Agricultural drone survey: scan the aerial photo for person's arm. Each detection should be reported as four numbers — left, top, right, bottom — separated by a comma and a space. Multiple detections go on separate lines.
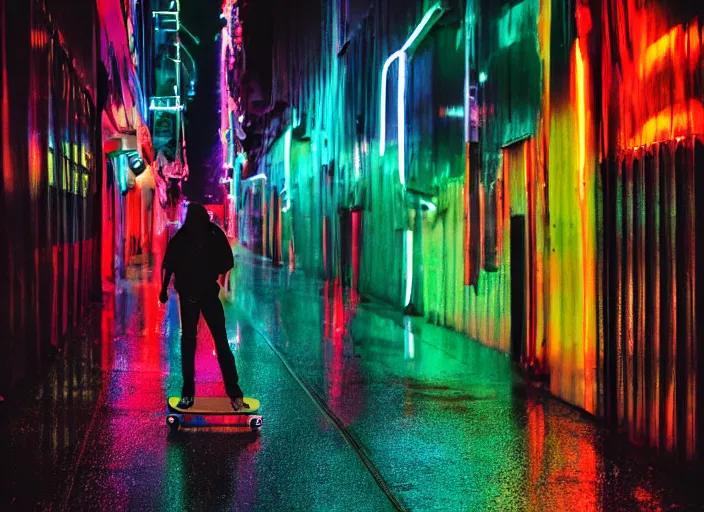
214, 226, 234, 275
160, 235, 177, 303
160, 267, 173, 303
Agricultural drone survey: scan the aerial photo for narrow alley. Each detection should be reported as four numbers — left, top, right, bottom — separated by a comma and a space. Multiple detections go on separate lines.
4, 247, 703, 510
2, 0, 704, 510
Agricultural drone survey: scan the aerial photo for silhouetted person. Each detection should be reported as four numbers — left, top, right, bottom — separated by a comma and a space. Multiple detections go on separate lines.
160, 203, 248, 410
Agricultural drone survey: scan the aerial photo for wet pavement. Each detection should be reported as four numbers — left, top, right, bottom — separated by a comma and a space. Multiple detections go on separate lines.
3, 246, 704, 511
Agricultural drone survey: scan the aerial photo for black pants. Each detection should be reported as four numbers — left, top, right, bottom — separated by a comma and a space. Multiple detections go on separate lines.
179, 294, 243, 398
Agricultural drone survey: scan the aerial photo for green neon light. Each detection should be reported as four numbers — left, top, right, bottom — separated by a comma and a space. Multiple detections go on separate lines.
379, 2, 445, 308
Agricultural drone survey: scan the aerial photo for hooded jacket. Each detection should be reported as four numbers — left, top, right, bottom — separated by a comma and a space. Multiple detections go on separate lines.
162, 203, 234, 299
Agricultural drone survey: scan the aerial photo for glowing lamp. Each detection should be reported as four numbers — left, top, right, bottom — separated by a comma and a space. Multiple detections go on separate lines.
127, 152, 146, 176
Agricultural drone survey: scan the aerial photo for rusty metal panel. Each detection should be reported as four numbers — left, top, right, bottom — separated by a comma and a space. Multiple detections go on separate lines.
615, 159, 626, 427
644, 149, 661, 448
600, 138, 701, 457
696, 138, 704, 461
634, 153, 647, 442
624, 156, 635, 435
675, 140, 696, 459
661, 144, 677, 453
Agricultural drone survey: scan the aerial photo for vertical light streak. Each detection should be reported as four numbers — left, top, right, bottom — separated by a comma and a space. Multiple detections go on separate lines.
397, 52, 407, 185
220, 27, 230, 172
405, 230, 414, 308
576, 40, 592, 411
284, 126, 292, 210
404, 317, 415, 359
353, 142, 361, 179
464, 2, 473, 143
234, 152, 246, 205
399, 52, 411, 307
576, 42, 586, 202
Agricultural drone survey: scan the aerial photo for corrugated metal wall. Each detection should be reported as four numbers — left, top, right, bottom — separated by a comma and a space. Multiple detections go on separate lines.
600, 139, 701, 459
241, 0, 704, 460
0, 0, 99, 396
597, 2, 703, 459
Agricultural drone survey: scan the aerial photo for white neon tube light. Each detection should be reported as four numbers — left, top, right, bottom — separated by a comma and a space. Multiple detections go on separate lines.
397, 52, 407, 185
379, 50, 403, 157
404, 317, 415, 359
379, 2, 444, 308
284, 126, 292, 210
232, 153, 246, 205
405, 230, 414, 308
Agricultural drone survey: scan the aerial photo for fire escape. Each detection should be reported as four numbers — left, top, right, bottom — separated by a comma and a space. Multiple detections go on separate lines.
150, 0, 197, 179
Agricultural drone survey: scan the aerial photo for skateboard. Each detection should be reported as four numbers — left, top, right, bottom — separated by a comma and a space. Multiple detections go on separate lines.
166, 396, 262, 432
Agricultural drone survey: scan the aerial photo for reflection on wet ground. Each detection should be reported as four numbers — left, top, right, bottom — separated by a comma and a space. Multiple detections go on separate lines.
3, 247, 703, 511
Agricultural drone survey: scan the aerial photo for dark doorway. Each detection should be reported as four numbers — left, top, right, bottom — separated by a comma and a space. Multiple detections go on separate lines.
510, 215, 526, 364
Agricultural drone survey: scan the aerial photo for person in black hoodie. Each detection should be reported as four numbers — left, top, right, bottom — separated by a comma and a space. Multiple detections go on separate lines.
160, 202, 248, 411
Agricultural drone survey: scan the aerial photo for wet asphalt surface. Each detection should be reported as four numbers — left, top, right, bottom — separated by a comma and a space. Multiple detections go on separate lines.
3, 247, 704, 511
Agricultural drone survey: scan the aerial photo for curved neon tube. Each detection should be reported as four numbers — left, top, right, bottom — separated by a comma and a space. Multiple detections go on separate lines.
379, 50, 403, 157
379, 2, 444, 308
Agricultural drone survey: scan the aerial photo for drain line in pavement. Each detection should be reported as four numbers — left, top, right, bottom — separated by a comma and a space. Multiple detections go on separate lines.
250, 324, 407, 512
60, 386, 107, 511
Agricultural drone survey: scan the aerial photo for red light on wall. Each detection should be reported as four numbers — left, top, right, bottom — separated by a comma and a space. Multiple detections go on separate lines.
641, 24, 685, 78
576, 3, 592, 39
104, 138, 123, 155
31, 29, 49, 49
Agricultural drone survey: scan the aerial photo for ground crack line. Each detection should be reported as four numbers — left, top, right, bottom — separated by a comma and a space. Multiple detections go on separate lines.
60, 381, 107, 512
245, 320, 407, 512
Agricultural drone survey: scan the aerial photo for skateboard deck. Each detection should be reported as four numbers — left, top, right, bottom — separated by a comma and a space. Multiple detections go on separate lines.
166, 396, 262, 431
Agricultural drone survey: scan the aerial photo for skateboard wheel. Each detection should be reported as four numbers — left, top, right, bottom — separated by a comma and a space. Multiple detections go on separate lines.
249, 417, 262, 431
167, 414, 180, 431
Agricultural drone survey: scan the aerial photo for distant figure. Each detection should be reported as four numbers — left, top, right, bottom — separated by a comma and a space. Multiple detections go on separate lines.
159, 203, 248, 411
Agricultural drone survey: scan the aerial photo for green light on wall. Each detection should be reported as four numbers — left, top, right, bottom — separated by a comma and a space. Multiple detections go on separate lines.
379, 2, 445, 309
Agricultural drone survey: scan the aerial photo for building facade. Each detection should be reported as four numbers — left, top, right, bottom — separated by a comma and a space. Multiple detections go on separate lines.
234, 0, 703, 462
0, 0, 156, 397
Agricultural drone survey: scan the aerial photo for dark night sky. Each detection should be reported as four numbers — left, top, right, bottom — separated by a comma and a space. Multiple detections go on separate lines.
178, 0, 274, 201
180, 0, 226, 202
